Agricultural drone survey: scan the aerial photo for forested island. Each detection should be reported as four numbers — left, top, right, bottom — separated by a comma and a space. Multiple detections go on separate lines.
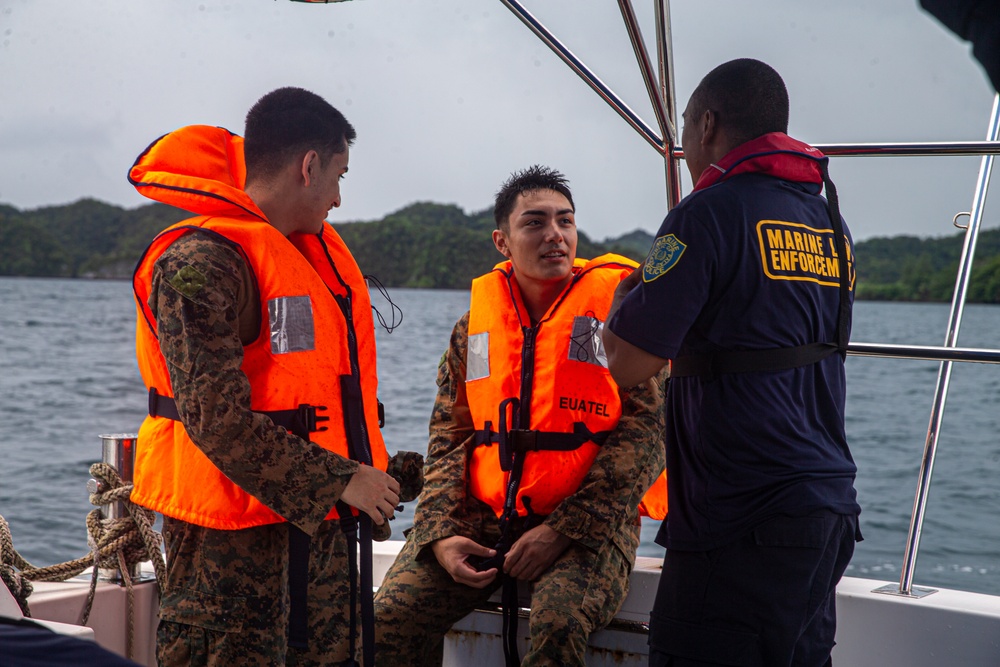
2, 198, 1000, 302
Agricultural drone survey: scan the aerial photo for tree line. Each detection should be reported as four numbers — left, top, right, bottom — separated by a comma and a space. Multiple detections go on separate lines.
2, 198, 1000, 302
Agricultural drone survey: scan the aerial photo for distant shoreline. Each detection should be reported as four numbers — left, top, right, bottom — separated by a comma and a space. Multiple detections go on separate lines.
3, 198, 999, 302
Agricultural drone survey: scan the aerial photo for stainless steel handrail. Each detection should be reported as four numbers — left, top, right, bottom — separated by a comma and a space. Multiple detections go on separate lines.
654, 0, 682, 211
889, 93, 1000, 597
669, 141, 1000, 160
617, 0, 672, 148
848, 342, 1000, 365
499, 0, 664, 153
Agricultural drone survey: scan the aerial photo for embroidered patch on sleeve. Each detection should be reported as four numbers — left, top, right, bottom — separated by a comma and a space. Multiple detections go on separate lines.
756, 220, 855, 290
169, 265, 207, 298
643, 234, 687, 283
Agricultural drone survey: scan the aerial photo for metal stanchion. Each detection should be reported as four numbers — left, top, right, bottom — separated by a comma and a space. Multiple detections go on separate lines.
91, 433, 140, 583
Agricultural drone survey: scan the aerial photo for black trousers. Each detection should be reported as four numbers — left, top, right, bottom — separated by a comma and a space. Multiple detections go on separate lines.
648, 512, 859, 667
0, 616, 143, 666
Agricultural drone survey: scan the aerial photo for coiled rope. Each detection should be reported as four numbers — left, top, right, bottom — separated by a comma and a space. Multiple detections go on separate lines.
0, 461, 166, 659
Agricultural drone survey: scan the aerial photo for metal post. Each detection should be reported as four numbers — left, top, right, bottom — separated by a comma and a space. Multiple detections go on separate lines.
654, 0, 682, 211
96, 433, 140, 583
874, 93, 1000, 598
617, 0, 671, 145
498, 0, 664, 153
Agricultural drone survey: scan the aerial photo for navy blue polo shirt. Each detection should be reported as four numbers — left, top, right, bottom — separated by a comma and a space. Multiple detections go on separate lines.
608, 171, 861, 551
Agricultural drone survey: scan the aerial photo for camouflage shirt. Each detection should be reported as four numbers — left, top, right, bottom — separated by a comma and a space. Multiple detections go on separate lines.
149, 231, 359, 536
409, 311, 667, 558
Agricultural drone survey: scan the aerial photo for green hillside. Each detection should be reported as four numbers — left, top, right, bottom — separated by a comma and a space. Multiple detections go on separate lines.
2, 198, 1000, 302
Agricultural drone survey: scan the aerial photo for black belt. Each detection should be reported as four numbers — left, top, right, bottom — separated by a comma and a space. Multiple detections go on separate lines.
670, 341, 840, 378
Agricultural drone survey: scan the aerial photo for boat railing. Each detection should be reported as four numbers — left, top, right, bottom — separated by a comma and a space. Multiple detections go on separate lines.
498, 0, 1000, 598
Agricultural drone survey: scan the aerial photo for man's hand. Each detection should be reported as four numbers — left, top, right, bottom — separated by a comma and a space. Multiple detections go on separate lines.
431, 536, 499, 588
340, 464, 400, 525
503, 524, 573, 582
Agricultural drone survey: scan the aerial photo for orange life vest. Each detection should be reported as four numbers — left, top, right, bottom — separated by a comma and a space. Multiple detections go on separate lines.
466, 255, 667, 520
129, 125, 387, 530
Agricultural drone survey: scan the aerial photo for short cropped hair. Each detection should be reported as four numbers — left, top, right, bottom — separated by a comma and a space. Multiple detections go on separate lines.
689, 58, 789, 146
493, 165, 575, 231
244, 87, 356, 182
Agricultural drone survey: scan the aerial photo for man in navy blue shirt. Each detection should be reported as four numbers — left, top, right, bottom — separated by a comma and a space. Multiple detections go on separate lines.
604, 59, 861, 666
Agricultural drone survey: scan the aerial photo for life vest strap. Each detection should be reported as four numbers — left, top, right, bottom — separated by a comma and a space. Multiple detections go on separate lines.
148, 387, 330, 436
473, 423, 611, 458
473, 424, 613, 450
669, 342, 839, 379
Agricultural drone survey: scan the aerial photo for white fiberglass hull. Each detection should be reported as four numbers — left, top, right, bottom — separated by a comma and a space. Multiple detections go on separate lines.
13, 540, 1000, 667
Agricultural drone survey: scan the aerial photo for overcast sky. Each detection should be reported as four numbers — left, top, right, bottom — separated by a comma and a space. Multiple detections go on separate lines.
2, 0, 997, 242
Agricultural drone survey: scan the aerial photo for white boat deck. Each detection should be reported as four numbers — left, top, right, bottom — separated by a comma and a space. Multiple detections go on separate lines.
12, 540, 1000, 666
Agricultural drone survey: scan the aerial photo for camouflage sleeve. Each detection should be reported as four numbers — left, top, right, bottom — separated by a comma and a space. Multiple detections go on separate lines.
544, 366, 668, 554
150, 232, 359, 536
409, 312, 489, 552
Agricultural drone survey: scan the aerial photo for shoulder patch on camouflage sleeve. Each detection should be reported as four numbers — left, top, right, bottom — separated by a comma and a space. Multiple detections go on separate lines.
169, 264, 208, 298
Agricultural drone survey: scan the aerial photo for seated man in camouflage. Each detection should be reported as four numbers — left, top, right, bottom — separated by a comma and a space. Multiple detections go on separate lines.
374, 165, 667, 666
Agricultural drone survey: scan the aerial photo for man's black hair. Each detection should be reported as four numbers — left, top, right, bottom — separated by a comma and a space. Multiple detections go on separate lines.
493, 165, 575, 231
690, 58, 789, 146
244, 86, 356, 183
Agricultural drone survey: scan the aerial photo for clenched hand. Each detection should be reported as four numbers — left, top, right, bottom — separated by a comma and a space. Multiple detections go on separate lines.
503, 524, 572, 582
340, 464, 400, 525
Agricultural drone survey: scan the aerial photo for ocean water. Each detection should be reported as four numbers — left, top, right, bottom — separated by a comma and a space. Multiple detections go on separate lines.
2, 277, 1000, 595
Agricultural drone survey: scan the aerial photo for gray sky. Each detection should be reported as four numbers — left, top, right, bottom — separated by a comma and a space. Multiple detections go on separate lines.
1, 0, 997, 242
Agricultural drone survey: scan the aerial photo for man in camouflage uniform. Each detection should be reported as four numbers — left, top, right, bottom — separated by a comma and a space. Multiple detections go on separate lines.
374, 166, 667, 666
130, 88, 401, 666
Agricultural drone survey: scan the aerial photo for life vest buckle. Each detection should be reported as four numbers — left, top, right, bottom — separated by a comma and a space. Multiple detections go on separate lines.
508, 429, 539, 454
298, 403, 330, 433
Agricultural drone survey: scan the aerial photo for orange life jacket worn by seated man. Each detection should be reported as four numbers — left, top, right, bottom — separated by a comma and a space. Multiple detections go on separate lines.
466, 255, 668, 523
129, 125, 388, 529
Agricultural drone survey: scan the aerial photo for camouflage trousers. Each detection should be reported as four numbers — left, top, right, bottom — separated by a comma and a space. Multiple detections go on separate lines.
157, 516, 359, 667
374, 520, 634, 667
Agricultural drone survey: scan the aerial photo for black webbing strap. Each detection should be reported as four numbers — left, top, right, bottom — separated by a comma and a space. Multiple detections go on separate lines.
148, 388, 330, 435
670, 342, 839, 378
338, 374, 377, 667
338, 507, 360, 666
669, 156, 851, 379
147, 388, 324, 653
497, 500, 544, 667
819, 158, 851, 359
358, 515, 375, 667
475, 422, 612, 471
507, 423, 612, 453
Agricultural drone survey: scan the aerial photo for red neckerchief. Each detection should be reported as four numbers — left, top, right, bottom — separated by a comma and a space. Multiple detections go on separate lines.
692, 132, 826, 192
